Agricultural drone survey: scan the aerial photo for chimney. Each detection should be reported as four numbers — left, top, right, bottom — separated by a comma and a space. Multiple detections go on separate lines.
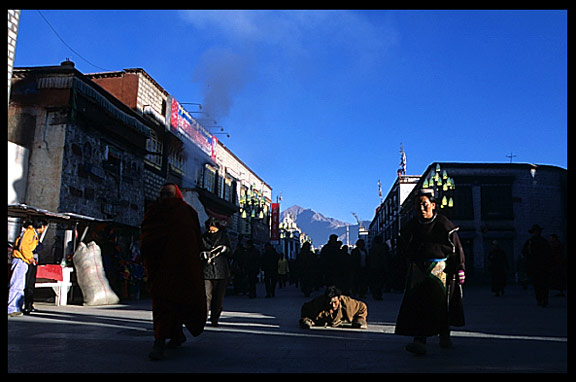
60, 59, 75, 69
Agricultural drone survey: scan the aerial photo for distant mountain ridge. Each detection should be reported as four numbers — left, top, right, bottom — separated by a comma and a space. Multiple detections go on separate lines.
280, 205, 370, 247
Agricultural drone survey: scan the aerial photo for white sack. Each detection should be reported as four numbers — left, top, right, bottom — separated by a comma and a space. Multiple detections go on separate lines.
73, 241, 119, 306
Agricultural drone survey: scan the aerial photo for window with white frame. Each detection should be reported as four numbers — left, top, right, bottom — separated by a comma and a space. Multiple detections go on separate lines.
168, 146, 184, 172
145, 129, 162, 167
203, 164, 217, 193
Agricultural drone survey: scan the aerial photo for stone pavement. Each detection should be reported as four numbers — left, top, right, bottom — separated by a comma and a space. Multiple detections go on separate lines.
8, 283, 567, 373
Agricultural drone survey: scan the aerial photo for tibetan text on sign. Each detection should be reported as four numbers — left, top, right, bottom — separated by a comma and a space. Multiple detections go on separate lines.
270, 202, 280, 243
170, 98, 217, 162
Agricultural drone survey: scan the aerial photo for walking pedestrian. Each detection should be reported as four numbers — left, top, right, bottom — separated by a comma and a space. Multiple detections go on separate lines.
522, 224, 552, 307
244, 240, 261, 298
261, 242, 280, 297
548, 234, 566, 297
395, 189, 466, 355
288, 256, 298, 287
368, 234, 389, 300
351, 239, 369, 298
8, 219, 47, 317
231, 240, 248, 295
23, 220, 45, 315
337, 244, 352, 295
202, 217, 232, 326
277, 253, 290, 288
297, 242, 316, 297
140, 183, 206, 360
320, 234, 340, 287
487, 240, 508, 296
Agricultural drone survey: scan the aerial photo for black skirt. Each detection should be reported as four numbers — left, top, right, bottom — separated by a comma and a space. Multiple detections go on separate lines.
395, 260, 464, 337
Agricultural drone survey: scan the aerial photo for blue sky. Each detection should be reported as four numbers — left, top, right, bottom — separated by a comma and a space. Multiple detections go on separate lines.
14, 10, 567, 224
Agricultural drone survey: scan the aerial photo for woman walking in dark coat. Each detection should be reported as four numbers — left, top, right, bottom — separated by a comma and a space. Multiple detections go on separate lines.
201, 217, 232, 326
395, 189, 466, 355
487, 240, 508, 296
522, 224, 552, 307
297, 242, 316, 297
261, 242, 280, 298
244, 240, 261, 298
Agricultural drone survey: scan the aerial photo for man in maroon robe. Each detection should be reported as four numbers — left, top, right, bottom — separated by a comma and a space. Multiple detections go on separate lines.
140, 183, 207, 360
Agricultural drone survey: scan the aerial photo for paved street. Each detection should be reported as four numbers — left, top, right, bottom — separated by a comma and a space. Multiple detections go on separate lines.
8, 282, 567, 373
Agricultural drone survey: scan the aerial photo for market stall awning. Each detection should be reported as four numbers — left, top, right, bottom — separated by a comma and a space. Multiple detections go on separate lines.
8, 203, 71, 224
7, 203, 112, 225
194, 188, 240, 217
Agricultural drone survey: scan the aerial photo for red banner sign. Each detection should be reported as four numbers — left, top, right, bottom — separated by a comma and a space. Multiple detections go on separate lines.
270, 203, 280, 243
170, 98, 217, 162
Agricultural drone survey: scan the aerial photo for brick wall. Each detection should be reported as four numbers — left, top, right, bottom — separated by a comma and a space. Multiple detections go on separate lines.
90, 73, 139, 109
133, 70, 168, 117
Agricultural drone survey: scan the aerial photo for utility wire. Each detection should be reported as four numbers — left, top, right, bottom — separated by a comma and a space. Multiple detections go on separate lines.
36, 10, 113, 72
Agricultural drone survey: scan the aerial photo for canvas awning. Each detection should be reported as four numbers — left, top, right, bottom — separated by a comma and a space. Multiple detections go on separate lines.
8, 203, 113, 225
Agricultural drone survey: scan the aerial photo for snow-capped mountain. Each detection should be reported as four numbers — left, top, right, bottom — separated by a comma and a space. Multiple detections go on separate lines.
280, 205, 370, 247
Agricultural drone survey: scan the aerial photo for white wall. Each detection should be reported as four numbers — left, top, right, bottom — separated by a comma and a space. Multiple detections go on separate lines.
8, 141, 28, 204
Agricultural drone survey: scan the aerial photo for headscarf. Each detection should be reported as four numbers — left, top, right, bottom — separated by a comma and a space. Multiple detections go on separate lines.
160, 183, 184, 200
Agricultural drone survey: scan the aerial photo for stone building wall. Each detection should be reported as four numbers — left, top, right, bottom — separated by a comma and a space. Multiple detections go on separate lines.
59, 119, 145, 227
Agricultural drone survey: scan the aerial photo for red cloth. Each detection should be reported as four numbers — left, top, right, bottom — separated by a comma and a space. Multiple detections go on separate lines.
36, 264, 63, 281
140, 194, 206, 338
172, 184, 184, 200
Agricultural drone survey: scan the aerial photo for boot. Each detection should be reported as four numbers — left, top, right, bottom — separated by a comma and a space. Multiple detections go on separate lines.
439, 333, 453, 348
166, 333, 186, 349
148, 339, 165, 360
405, 337, 427, 355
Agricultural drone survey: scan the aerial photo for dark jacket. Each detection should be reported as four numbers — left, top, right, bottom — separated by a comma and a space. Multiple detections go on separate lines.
522, 234, 551, 273
244, 246, 261, 276
201, 230, 232, 280
401, 213, 465, 275
261, 247, 280, 273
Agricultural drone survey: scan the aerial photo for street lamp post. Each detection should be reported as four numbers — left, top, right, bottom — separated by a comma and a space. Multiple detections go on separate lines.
239, 185, 269, 243
239, 186, 267, 220
422, 163, 455, 209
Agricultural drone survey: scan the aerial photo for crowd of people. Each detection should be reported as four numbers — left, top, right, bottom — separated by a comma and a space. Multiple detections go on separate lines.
228, 232, 411, 304
485, 226, 566, 303
8, 183, 566, 362
230, 235, 395, 301
136, 184, 472, 359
